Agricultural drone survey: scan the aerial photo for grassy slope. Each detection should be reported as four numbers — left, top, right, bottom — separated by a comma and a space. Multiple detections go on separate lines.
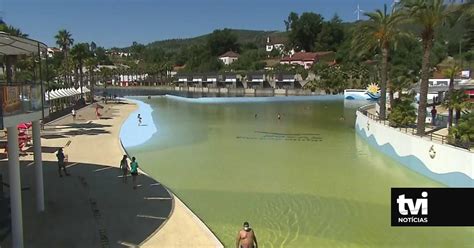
142, 29, 288, 52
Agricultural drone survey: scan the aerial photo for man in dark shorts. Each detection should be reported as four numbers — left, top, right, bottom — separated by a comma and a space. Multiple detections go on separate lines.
56, 148, 70, 177
235, 221, 258, 248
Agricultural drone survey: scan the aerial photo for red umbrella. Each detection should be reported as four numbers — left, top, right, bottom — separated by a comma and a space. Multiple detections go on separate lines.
17, 123, 29, 130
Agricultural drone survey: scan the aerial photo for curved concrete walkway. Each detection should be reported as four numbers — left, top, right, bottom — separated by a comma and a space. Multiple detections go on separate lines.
1, 100, 222, 247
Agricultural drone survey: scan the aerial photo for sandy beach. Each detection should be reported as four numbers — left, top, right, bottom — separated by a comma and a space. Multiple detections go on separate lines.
0, 99, 222, 247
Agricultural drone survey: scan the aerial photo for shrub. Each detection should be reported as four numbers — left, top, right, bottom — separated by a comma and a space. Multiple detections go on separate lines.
388, 98, 416, 127
450, 112, 474, 146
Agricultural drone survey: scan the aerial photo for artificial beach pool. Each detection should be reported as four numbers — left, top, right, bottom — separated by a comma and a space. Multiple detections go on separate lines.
120, 96, 473, 247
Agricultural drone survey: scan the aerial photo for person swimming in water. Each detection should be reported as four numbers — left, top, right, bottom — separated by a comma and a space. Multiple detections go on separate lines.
235, 222, 258, 248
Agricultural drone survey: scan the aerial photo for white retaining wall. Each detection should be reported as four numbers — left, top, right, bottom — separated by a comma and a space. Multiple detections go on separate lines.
355, 110, 473, 186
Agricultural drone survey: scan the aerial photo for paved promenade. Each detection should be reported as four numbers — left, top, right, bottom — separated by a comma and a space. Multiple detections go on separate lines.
0, 100, 222, 247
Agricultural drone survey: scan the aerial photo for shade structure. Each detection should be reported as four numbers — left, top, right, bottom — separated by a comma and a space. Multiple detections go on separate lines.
45, 87, 89, 101
0, 31, 47, 55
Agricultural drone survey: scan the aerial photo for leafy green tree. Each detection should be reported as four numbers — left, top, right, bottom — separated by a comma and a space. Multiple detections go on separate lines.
130, 41, 146, 59
352, 4, 405, 120
388, 97, 417, 127
315, 14, 345, 51
284, 12, 299, 31
207, 29, 240, 56
287, 12, 324, 51
55, 29, 74, 86
313, 64, 348, 94
401, 0, 459, 135
450, 112, 474, 147
95, 47, 112, 65
230, 49, 266, 71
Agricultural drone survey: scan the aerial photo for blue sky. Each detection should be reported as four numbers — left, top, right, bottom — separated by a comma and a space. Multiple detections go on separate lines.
3, 0, 393, 48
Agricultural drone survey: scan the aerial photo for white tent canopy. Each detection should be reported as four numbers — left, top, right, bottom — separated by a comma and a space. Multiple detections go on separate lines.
45, 87, 90, 101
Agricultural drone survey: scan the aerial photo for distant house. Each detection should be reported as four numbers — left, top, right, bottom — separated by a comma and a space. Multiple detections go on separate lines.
190, 74, 204, 87
204, 73, 219, 88
106, 50, 131, 57
280, 51, 334, 69
47, 47, 61, 58
219, 51, 240, 65
246, 72, 267, 89
218, 73, 239, 88
175, 74, 192, 87
266, 36, 287, 53
275, 73, 299, 89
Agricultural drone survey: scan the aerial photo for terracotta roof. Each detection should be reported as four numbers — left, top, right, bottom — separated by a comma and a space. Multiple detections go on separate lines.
219, 51, 240, 58
281, 52, 318, 62
267, 36, 288, 45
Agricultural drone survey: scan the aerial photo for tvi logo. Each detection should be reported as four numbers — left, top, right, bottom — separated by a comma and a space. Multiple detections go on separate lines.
397, 191, 428, 215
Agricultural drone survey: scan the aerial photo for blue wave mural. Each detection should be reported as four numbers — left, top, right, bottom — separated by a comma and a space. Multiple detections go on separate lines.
356, 122, 474, 188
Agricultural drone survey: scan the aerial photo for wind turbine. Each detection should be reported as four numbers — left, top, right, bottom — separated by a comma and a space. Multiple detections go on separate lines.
354, 4, 364, 21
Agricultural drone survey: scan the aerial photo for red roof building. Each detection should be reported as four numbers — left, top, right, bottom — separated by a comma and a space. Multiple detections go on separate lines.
280, 51, 334, 69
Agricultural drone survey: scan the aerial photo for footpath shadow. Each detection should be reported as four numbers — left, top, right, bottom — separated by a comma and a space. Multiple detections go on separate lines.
0, 161, 173, 248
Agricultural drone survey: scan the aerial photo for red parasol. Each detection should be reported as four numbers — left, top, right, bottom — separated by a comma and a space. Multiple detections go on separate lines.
17, 123, 29, 130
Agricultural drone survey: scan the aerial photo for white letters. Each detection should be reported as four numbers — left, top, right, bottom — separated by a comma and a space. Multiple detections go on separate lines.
397, 192, 428, 216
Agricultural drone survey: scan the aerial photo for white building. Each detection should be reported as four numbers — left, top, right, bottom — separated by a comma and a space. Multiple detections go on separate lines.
218, 51, 240, 65
265, 36, 286, 53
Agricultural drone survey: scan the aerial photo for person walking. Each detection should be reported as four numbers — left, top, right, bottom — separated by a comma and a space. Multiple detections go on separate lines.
137, 114, 142, 126
130, 157, 139, 189
56, 148, 70, 177
235, 222, 258, 248
120, 155, 129, 184
431, 105, 437, 126
71, 108, 76, 121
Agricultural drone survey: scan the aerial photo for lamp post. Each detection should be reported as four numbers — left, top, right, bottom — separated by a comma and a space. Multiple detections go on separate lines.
38, 43, 45, 123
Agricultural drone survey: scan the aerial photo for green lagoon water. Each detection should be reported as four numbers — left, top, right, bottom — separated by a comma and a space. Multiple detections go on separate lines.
127, 96, 473, 247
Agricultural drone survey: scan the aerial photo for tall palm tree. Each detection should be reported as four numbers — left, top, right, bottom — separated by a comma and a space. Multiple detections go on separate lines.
352, 4, 405, 120
443, 64, 460, 128
0, 24, 28, 84
85, 57, 98, 101
443, 89, 470, 125
71, 43, 91, 97
402, 0, 459, 135
55, 29, 74, 86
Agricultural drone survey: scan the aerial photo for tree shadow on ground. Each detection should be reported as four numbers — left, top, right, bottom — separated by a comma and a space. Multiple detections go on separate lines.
24, 146, 63, 153
0, 161, 172, 248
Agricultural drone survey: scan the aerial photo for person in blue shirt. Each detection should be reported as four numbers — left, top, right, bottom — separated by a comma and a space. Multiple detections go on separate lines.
130, 157, 139, 189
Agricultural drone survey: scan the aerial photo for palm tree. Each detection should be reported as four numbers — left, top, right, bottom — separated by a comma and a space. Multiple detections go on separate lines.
402, 0, 459, 135
55, 29, 74, 86
443, 89, 470, 125
71, 43, 91, 97
352, 4, 405, 120
85, 57, 98, 100
443, 64, 461, 128
0, 24, 28, 84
